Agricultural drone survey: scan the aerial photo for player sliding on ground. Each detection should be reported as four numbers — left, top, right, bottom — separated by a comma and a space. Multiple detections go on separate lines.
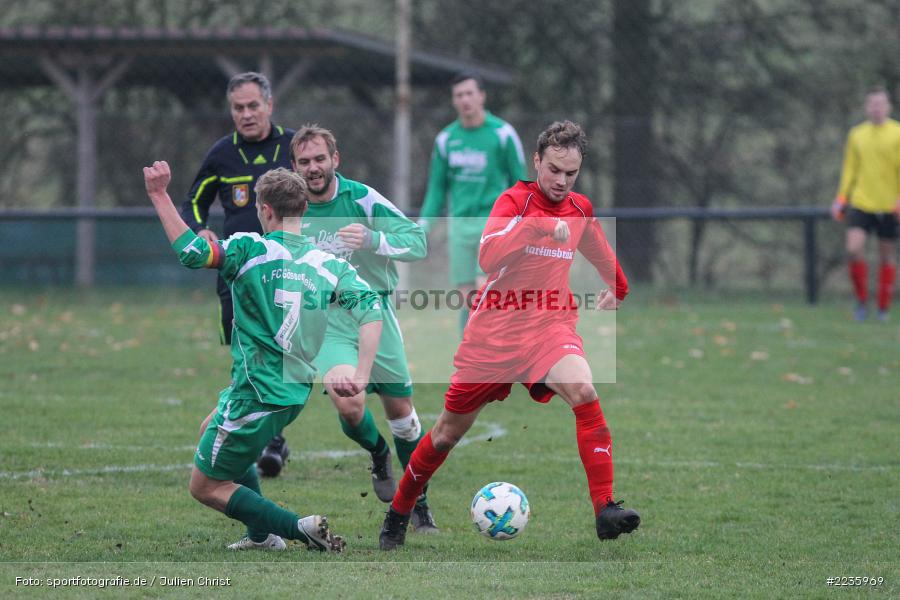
379, 121, 640, 550
144, 162, 383, 552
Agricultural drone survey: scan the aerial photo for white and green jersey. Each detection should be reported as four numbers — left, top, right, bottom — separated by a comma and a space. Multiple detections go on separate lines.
172, 228, 382, 406
304, 173, 426, 294
420, 112, 526, 235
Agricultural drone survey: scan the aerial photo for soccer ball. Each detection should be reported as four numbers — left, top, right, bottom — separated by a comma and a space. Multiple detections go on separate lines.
470, 482, 530, 540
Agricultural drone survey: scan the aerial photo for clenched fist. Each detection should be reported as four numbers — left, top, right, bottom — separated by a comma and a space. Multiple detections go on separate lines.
143, 160, 172, 199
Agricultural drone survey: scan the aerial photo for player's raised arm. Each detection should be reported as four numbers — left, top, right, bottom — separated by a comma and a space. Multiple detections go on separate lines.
144, 160, 226, 271
144, 161, 191, 243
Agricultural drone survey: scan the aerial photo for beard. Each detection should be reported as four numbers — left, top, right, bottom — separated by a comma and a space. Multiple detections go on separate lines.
307, 170, 335, 197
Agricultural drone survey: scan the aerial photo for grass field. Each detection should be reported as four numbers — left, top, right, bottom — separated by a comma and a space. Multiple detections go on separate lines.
0, 286, 897, 599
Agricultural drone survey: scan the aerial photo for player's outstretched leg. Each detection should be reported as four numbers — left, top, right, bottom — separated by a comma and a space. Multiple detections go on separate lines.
572, 399, 640, 540
546, 355, 640, 541
380, 406, 480, 550
190, 467, 346, 553
256, 434, 290, 478
380, 431, 450, 550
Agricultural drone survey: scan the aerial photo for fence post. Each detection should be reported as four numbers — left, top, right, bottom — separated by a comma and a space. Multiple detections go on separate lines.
804, 216, 818, 305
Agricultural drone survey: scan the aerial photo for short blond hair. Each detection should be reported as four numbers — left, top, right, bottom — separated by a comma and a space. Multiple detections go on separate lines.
290, 123, 338, 159
254, 168, 309, 219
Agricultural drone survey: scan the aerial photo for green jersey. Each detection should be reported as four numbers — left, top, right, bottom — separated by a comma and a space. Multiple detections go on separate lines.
304, 173, 427, 294
419, 112, 526, 234
172, 228, 382, 405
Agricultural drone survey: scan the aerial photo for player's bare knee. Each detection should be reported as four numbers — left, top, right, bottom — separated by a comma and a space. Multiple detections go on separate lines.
569, 383, 598, 406
188, 478, 211, 505
381, 395, 413, 420
431, 423, 464, 452
334, 396, 365, 425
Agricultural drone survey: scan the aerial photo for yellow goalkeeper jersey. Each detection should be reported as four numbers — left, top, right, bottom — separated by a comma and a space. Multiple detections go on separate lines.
837, 118, 900, 213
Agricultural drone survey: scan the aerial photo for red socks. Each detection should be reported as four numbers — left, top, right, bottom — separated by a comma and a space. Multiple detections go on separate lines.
878, 263, 896, 312
850, 260, 896, 311
849, 260, 868, 304
393, 404, 618, 518
391, 431, 449, 515
572, 400, 615, 516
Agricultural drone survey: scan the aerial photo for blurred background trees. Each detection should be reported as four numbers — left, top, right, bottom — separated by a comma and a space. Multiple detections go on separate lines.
2, 0, 899, 287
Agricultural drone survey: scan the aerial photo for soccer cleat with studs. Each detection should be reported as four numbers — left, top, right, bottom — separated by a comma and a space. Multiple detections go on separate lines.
227, 533, 287, 551
257, 434, 290, 478
379, 507, 411, 550
596, 500, 640, 540
298, 515, 345, 552
370, 448, 397, 502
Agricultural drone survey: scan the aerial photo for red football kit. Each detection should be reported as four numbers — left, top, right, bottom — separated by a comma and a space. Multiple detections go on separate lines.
444, 180, 628, 414
388, 180, 632, 519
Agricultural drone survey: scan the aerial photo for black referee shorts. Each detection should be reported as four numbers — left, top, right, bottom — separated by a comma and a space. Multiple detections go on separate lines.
846, 207, 899, 240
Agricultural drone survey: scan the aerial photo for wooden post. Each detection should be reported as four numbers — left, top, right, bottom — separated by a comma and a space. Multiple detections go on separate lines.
394, 0, 412, 291
40, 54, 131, 286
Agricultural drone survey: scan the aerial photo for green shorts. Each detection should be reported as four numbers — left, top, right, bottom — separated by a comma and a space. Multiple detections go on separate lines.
194, 386, 306, 480
314, 301, 413, 397
448, 220, 488, 286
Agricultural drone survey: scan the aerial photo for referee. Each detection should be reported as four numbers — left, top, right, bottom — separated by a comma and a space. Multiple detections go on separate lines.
180, 71, 295, 476
832, 86, 900, 321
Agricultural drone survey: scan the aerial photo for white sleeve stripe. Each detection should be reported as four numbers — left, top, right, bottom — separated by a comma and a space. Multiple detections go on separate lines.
497, 123, 525, 165
436, 131, 450, 157
480, 216, 520, 245
376, 235, 410, 257
355, 186, 406, 226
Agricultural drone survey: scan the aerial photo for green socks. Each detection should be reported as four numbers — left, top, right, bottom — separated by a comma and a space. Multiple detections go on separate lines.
225, 485, 306, 542
340, 406, 386, 454
393, 431, 422, 470
233, 466, 267, 542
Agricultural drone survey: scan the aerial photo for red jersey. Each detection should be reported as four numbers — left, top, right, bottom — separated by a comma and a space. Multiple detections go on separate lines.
464, 180, 627, 348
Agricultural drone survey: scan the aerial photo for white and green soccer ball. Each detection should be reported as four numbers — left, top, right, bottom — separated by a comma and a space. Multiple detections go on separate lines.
470, 482, 530, 540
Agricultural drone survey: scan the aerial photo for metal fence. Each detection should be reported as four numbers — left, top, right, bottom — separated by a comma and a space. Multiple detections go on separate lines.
0, 207, 846, 304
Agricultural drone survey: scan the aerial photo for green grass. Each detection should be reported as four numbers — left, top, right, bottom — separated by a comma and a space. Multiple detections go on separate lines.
0, 287, 897, 599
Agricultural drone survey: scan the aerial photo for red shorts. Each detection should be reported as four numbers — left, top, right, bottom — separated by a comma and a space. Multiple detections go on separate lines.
443, 326, 586, 414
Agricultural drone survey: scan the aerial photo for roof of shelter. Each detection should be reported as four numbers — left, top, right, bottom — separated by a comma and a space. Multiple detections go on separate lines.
0, 25, 513, 89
